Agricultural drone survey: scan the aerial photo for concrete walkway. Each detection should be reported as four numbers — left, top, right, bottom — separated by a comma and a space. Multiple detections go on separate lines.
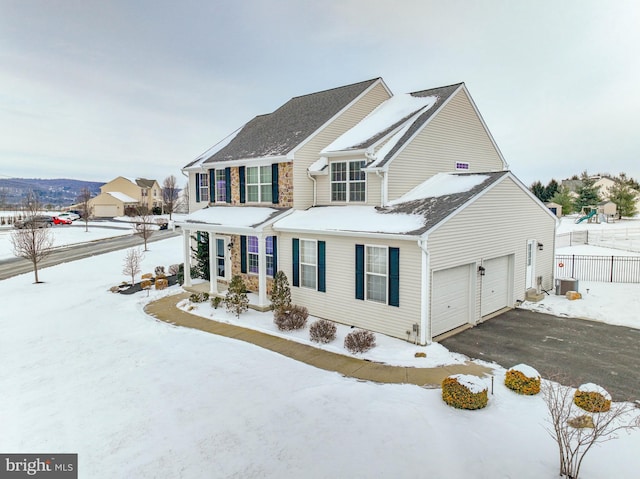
144, 293, 492, 387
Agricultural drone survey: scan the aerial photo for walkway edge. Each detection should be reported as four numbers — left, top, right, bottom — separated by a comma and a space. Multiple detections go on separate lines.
144, 292, 493, 387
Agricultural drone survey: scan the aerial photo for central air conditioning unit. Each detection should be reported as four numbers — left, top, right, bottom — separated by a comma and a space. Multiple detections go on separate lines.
555, 278, 579, 295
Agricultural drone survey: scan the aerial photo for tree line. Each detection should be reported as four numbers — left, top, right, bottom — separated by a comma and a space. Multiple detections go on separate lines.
530, 171, 639, 217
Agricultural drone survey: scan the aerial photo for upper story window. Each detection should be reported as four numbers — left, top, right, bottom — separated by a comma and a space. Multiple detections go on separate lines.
214, 169, 227, 203
246, 166, 272, 203
198, 173, 210, 202
455, 162, 470, 170
141, 188, 148, 197
331, 160, 365, 202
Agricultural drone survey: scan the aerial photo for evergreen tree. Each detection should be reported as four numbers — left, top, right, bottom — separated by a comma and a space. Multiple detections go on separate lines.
225, 275, 249, 318
270, 270, 291, 311
550, 185, 574, 215
608, 177, 638, 218
191, 232, 210, 279
544, 179, 559, 202
574, 171, 601, 212
530, 181, 545, 201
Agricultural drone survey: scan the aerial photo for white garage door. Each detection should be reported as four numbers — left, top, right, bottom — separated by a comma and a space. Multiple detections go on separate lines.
431, 264, 472, 337
94, 205, 119, 217
481, 255, 511, 317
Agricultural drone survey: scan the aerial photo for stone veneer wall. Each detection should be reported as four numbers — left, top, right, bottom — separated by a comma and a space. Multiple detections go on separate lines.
228, 234, 274, 294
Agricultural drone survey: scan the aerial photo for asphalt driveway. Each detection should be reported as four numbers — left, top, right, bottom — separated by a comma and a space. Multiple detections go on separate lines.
440, 308, 640, 401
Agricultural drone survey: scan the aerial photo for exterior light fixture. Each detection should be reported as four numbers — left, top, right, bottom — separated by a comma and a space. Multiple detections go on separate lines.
227, 242, 234, 252
478, 265, 486, 276
537, 242, 544, 251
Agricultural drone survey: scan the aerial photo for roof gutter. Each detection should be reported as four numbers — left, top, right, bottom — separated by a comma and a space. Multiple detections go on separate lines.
272, 225, 421, 242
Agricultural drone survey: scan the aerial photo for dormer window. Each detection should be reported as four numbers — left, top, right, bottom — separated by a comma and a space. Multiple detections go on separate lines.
331, 160, 365, 202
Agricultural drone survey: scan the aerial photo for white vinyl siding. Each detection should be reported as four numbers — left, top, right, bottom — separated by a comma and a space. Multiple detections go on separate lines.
292, 81, 391, 209
279, 233, 421, 341
386, 88, 505, 202
427, 177, 556, 326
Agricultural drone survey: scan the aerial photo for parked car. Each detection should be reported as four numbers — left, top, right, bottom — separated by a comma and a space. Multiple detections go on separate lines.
14, 215, 54, 228
52, 216, 72, 225
57, 212, 80, 221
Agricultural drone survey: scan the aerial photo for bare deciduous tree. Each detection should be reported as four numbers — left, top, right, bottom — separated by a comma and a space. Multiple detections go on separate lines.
133, 206, 154, 251
76, 187, 94, 232
122, 248, 144, 286
162, 175, 179, 220
10, 191, 53, 283
542, 379, 640, 479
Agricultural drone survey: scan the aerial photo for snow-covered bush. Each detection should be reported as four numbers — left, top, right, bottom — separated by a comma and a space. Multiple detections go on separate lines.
155, 265, 166, 277
270, 270, 291, 311
211, 296, 223, 309
504, 364, 541, 395
344, 329, 376, 353
442, 374, 488, 410
225, 275, 249, 318
309, 319, 337, 344
573, 383, 611, 412
274, 305, 308, 331
189, 292, 209, 303
168, 263, 181, 276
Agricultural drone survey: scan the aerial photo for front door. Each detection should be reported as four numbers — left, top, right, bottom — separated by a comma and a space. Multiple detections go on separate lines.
215, 236, 230, 280
526, 239, 535, 289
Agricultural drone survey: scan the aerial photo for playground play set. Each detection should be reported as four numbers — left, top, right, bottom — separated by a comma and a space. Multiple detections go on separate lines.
574, 202, 618, 224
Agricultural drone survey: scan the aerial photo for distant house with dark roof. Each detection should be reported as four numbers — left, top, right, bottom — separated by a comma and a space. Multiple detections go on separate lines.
177, 78, 556, 343
89, 176, 163, 217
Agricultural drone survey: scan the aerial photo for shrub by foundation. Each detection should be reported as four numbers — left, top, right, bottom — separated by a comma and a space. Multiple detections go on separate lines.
155, 278, 168, 290
504, 364, 541, 395
344, 329, 376, 354
274, 305, 308, 331
442, 374, 488, 410
211, 296, 223, 309
309, 319, 337, 344
189, 292, 209, 303
574, 383, 611, 413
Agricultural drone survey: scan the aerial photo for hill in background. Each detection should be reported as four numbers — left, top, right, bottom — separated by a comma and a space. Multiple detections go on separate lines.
0, 178, 104, 209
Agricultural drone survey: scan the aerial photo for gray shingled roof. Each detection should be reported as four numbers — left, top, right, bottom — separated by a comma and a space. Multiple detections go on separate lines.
384, 171, 509, 235
135, 178, 156, 188
192, 78, 380, 166
371, 83, 462, 168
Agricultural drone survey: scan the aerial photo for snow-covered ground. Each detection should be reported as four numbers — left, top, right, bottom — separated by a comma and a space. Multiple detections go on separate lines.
1, 220, 639, 477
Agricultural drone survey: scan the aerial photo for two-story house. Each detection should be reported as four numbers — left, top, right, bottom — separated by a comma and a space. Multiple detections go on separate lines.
177, 78, 556, 344
90, 176, 163, 217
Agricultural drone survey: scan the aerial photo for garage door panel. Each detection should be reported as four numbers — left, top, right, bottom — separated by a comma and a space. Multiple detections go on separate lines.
481, 255, 511, 316
432, 264, 472, 337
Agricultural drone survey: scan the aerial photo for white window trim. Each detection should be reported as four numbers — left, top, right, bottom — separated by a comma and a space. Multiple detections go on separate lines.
214, 169, 227, 203
299, 238, 318, 290
198, 173, 210, 202
365, 244, 388, 304
247, 235, 275, 277
330, 160, 367, 203
246, 165, 272, 203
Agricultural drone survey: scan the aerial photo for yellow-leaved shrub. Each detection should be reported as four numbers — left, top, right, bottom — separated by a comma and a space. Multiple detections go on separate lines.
574, 389, 611, 413
441, 376, 488, 410
504, 369, 541, 395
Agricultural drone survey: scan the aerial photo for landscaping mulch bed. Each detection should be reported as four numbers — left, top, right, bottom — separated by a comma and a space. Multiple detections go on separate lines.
118, 275, 180, 295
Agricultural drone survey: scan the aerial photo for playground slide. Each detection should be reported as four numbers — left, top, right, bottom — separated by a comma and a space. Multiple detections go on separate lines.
575, 209, 596, 224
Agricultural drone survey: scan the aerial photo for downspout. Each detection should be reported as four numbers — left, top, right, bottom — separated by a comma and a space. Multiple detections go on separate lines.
374, 170, 386, 206
307, 171, 317, 207
418, 238, 430, 345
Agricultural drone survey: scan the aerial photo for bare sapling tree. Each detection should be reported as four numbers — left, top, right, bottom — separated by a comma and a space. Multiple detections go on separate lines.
122, 248, 144, 286
162, 175, 179, 220
133, 205, 154, 251
10, 190, 53, 283
76, 187, 93, 232
542, 379, 640, 479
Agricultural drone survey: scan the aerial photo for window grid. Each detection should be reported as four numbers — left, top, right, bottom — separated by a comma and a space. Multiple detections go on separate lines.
366, 245, 387, 303
199, 174, 209, 202
246, 166, 272, 203
215, 170, 227, 202
216, 238, 225, 277
300, 239, 317, 289
331, 160, 365, 202
247, 236, 274, 276
455, 162, 470, 170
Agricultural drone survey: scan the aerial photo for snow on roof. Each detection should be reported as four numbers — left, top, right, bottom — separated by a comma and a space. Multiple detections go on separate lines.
308, 157, 328, 173
107, 192, 138, 203
190, 126, 243, 167
273, 206, 424, 235
322, 94, 437, 153
185, 206, 288, 230
388, 173, 490, 206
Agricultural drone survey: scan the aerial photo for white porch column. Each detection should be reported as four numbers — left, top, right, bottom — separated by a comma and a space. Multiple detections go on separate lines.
258, 233, 267, 307
183, 228, 192, 287
208, 233, 216, 295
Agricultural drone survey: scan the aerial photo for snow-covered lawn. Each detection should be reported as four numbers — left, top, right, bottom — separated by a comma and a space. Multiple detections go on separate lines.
1, 236, 639, 477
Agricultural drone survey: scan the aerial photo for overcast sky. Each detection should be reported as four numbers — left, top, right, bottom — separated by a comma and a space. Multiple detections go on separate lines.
1, 0, 639, 187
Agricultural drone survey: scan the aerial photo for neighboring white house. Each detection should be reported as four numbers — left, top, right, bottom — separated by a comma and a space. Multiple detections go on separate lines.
176, 78, 556, 343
